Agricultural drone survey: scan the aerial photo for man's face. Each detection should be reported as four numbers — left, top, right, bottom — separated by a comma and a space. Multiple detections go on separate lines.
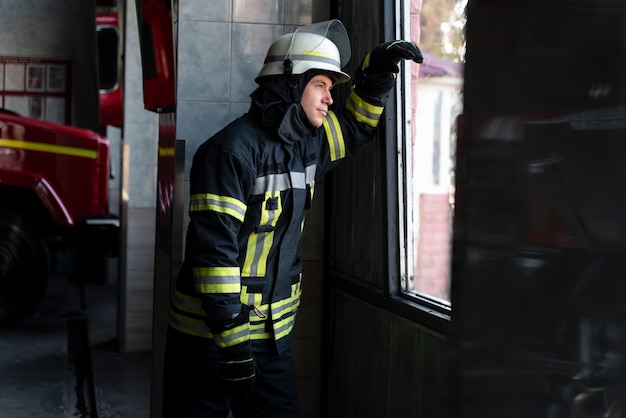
301, 74, 334, 128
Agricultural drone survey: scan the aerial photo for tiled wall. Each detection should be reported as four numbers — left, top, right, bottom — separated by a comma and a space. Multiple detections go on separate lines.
175, 0, 327, 182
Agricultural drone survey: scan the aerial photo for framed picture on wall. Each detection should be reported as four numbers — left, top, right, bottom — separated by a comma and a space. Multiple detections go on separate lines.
1, 57, 70, 122
26, 64, 45, 92
5, 63, 25, 92
47, 64, 66, 92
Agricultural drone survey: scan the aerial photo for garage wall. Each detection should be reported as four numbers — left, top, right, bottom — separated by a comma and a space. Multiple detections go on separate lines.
0, 0, 100, 130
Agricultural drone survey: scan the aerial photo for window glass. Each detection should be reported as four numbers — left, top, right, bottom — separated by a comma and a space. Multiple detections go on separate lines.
399, 0, 466, 307
97, 25, 120, 91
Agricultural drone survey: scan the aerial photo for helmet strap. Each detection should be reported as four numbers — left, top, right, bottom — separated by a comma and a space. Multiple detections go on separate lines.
283, 59, 293, 76
288, 75, 300, 102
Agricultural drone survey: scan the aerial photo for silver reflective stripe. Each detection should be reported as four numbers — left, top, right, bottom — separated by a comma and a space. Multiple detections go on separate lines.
247, 235, 267, 277
289, 171, 306, 189
273, 313, 297, 340
213, 323, 250, 348
271, 297, 300, 320
347, 94, 381, 122
190, 193, 247, 222
252, 173, 292, 195
172, 290, 203, 315
252, 172, 308, 195
193, 267, 240, 286
245, 292, 255, 307
265, 53, 340, 68
193, 266, 241, 293
305, 164, 317, 183
169, 309, 212, 338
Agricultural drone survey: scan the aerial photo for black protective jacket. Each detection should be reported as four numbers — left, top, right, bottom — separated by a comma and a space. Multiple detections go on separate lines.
169, 71, 393, 354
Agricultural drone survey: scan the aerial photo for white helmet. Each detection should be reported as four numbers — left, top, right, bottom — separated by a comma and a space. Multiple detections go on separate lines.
256, 20, 351, 85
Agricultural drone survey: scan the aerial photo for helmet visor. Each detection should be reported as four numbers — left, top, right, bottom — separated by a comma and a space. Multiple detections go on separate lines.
292, 19, 351, 68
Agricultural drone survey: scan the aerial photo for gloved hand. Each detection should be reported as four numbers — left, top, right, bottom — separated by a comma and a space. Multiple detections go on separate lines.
360, 40, 424, 75
354, 40, 423, 95
218, 340, 256, 397
208, 304, 256, 397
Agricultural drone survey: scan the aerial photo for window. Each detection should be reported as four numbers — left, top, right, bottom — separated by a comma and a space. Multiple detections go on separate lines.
97, 23, 120, 92
398, 0, 466, 309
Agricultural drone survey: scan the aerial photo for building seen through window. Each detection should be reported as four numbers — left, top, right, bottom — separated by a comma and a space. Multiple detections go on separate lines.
399, 0, 466, 307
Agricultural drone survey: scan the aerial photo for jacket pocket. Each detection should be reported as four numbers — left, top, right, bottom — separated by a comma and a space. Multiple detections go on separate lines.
241, 191, 282, 278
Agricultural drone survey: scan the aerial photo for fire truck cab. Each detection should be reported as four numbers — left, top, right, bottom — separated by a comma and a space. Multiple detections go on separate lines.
0, 110, 118, 324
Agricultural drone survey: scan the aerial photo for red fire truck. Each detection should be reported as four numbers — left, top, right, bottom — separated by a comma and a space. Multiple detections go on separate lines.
0, 110, 118, 324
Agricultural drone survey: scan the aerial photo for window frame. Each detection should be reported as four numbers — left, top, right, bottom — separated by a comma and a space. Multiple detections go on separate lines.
326, 0, 452, 335
385, 0, 452, 329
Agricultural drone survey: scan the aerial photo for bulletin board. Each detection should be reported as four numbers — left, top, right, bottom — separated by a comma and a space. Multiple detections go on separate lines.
0, 57, 72, 124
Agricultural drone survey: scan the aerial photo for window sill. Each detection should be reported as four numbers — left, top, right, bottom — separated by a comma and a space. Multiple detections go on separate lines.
330, 275, 451, 336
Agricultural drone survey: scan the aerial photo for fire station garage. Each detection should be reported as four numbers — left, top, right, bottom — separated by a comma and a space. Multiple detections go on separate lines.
2, 1, 626, 418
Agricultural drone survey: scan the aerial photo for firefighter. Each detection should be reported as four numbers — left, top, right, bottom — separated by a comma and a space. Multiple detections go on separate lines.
164, 19, 422, 417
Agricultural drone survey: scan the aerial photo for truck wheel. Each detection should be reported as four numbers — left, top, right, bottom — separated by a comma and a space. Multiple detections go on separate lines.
0, 209, 50, 325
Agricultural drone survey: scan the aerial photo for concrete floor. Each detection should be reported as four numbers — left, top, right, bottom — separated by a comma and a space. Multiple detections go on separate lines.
0, 272, 151, 418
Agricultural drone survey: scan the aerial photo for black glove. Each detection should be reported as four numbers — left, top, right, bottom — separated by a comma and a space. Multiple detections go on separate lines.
218, 340, 256, 397
361, 40, 424, 74
354, 40, 423, 95
209, 305, 256, 397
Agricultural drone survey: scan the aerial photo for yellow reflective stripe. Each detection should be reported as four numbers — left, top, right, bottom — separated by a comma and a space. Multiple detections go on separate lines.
172, 290, 204, 316
193, 266, 241, 293
245, 298, 271, 340
274, 312, 298, 340
158, 146, 175, 157
272, 282, 302, 340
213, 321, 250, 349
250, 328, 272, 341
169, 309, 213, 338
242, 233, 260, 277
271, 295, 300, 320
270, 283, 302, 320
291, 274, 302, 297
346, 91, 384, 128
322, 111, 345, 161
303, 49, 336, 60
261, 191, 281, 228
241, 286, 263, 308
0, 138, 97, 159
190, 193, 246, 222
242, 191, 281, 277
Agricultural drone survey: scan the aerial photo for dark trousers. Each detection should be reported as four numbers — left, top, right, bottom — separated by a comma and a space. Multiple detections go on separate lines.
163, 328, 301, 418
